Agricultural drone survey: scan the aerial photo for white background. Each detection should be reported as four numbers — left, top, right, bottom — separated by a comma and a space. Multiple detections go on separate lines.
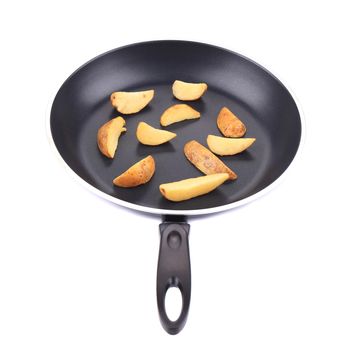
1, 1, 360, 349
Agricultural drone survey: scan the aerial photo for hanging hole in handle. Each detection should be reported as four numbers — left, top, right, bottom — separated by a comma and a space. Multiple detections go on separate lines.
165, 286, 183, 322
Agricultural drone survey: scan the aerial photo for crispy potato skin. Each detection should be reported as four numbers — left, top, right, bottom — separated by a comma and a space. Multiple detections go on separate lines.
184, 140, 237, 180
172, 80, 208, 101
110, 90, 154, 114
217, 107, 246, 137
160, 104, 200, 126
97, 117, 126, 158
97, 122, 112, 158
207, 135, 256, 156
113, 155, 155, 187
159, 173, 229, 202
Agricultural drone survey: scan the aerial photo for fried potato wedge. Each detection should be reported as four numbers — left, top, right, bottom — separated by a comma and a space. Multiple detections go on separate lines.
113, 155, 155, 188
110, 90, 154, 114
97, 116, 126, 158
160, 104, 200, 126
207, 135, 256, 156
160, 173, 229, 202
217, 107, 246, 137
184, 140, 237, 180
136, 122, 176, 146
172, 80, 208, 101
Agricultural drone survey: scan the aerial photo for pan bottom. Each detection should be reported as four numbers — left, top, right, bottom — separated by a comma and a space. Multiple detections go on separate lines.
76, 83, 271, 211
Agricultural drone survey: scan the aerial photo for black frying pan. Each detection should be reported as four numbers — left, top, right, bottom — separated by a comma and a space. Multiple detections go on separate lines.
49, 40, 302, 334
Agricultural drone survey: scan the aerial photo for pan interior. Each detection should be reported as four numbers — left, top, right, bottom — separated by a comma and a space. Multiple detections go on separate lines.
50, 41, 301, 211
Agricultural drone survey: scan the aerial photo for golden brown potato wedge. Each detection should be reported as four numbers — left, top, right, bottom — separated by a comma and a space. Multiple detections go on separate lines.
110, 90, 154, 114
113, 155, 155, 188
217, 107, 246, 137
172, 80, 208, 101
160, 104, 200, 126
136, 122, 176, 146
207, 135, 256, 156
184, 140, 237, 180
97, 116, 126, 158
160, 173, 229, 202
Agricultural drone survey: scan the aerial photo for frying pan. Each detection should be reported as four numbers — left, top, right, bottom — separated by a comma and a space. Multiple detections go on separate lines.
48, 40, 303, 334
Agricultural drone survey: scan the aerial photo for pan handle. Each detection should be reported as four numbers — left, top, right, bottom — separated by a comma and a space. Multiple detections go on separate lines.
157, 215, 191, 335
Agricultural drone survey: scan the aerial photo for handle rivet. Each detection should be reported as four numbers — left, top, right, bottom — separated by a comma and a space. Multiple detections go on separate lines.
167, 231, 182, 249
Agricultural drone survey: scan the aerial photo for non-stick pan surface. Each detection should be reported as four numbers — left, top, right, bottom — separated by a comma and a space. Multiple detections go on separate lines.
50, 40, 302, 214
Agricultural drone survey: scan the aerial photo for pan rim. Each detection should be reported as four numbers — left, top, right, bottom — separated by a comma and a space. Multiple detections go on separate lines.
46, 39, 305, 216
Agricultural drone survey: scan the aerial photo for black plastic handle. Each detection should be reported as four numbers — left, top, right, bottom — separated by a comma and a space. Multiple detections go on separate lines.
157, 215, 191, 335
